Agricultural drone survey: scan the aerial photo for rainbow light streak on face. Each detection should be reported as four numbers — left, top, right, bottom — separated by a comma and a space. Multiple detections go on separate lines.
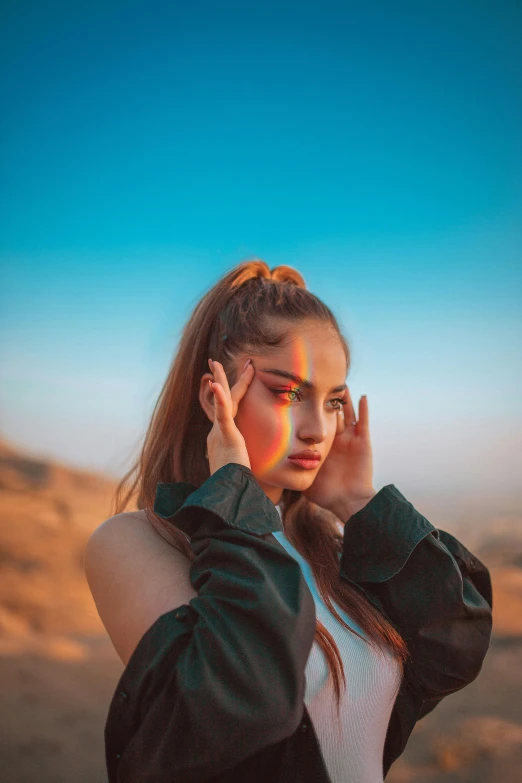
257, 338, 311, 476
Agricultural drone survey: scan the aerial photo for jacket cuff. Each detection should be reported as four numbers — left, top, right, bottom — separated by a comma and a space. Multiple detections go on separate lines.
154, 462, 284, 539
340, 484, 437, 583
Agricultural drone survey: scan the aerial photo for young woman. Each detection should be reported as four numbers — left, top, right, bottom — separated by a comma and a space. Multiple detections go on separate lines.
84, 260, 493, 783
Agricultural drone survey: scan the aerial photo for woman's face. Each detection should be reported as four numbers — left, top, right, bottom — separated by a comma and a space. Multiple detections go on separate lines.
227, 320, 348, 505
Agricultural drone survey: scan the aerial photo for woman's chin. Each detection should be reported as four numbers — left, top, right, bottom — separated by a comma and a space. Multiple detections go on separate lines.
266, 464, 319, 489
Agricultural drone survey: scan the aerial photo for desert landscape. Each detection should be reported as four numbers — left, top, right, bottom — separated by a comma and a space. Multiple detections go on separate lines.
0, 435, 521, 782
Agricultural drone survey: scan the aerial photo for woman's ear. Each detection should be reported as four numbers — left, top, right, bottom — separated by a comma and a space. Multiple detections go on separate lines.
199, 373, 216, 423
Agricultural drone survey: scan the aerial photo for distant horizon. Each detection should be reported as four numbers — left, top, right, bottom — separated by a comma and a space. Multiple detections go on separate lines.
2, 431, 520, 533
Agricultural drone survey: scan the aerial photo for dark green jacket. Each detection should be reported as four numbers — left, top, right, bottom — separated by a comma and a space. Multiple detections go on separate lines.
104, 462, 493, 782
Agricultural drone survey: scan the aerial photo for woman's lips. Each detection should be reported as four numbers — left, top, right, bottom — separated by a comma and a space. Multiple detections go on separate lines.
287, 456, 321, 470
288, 450, 321, 460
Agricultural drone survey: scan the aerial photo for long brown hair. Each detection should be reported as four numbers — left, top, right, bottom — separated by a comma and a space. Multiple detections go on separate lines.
111, 259, 409, 714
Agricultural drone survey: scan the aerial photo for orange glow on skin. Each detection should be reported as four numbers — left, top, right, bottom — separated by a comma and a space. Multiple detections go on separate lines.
255, 339, 311, 475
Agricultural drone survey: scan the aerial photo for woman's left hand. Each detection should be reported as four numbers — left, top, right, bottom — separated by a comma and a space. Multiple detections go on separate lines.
302, 391, 376, 520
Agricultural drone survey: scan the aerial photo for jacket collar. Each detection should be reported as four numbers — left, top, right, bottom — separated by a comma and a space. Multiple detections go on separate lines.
153, 481, 199, 519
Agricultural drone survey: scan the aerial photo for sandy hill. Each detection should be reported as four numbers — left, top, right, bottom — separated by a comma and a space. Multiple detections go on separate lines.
0, 436, 120, 659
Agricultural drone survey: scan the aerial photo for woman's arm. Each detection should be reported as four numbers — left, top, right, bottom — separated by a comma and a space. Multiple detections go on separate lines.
339, 484, 493, 702
86, 462, 317, 783
84, 511, 198, 668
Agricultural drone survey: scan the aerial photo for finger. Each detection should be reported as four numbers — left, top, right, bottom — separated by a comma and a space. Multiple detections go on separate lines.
209, 381, 233, 427
336, 404, 346, 434
358, 395, 369, 434
343, 387, 357, 425
230, 360, 255, 407
210, 360, 232, 401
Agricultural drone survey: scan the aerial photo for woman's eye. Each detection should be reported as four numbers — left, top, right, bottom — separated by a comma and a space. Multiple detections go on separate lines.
270, 388, 347, 411
270, 387, 302, 403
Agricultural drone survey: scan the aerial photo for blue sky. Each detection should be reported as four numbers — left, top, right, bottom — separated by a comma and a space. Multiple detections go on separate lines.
1, 1, 521, 511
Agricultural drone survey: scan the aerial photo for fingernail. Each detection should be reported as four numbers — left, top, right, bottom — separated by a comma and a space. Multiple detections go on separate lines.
208, 358, 214, 371
208, 379, 214, 391
243, 358, 251, 372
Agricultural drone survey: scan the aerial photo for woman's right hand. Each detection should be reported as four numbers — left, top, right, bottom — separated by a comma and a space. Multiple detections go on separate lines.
206, 358, 255, 475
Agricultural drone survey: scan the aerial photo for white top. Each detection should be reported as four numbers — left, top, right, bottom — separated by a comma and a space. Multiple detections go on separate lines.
273, 505, 402, 783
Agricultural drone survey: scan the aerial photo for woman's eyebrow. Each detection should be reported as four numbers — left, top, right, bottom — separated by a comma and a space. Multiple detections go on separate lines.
258, 368, 347, 394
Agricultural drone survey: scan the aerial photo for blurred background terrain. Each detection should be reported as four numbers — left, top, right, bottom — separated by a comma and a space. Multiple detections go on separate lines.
0, 435, 521, 782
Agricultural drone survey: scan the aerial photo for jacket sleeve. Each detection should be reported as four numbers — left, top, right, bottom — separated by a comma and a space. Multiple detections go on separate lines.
338, 484, 493, 711
104, 462, 317, 783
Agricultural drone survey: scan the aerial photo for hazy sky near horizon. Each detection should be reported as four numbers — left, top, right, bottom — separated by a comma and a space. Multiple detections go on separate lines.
1, 1, 521, 503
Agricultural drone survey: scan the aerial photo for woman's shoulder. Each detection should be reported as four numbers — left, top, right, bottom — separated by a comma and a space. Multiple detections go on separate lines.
84, 509, 196, 666
91, 508, 185, 550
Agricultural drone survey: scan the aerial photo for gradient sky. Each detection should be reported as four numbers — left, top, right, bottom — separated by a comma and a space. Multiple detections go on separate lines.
1, 1, 521, 509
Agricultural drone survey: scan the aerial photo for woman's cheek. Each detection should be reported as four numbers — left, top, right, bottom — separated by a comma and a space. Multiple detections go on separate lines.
236, 395, 263, 441
238, 397, 282, 467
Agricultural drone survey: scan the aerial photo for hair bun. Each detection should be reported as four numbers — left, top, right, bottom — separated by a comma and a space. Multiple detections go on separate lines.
269, 265, 306, 288
228, 259, 307, 292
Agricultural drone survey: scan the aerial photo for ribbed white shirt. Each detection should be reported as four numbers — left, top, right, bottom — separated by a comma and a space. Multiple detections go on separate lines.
273, 505, 402, 783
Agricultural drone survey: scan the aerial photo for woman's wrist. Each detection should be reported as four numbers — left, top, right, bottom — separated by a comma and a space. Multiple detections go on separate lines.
328, 489, 377, 523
